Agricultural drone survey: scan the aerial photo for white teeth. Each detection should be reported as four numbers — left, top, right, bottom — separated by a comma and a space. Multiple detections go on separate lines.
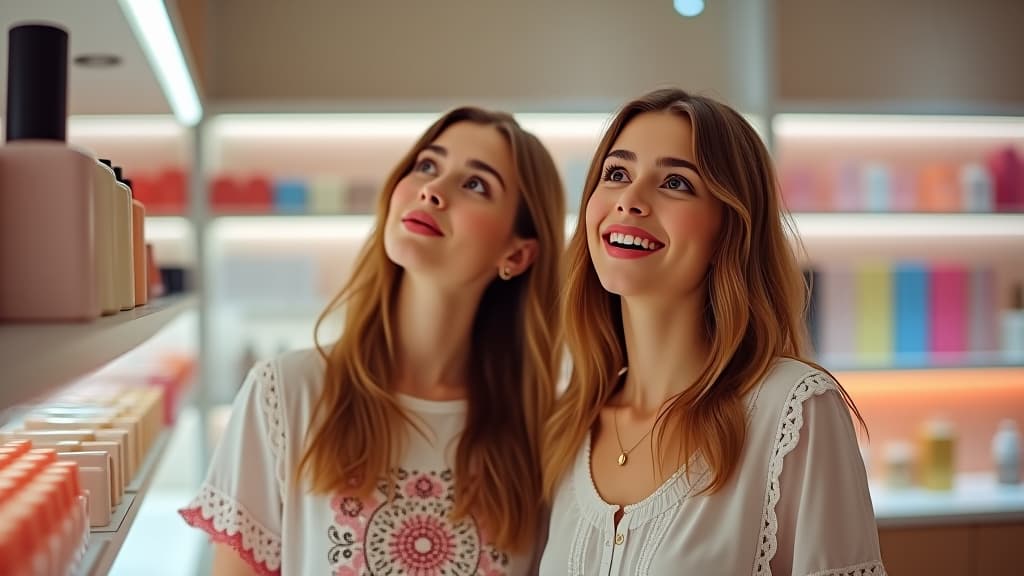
607, 231, 660, 251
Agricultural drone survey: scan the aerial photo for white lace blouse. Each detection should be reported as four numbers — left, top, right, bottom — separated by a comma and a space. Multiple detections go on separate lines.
539, 359, 887, 576
179, 349, 533, 576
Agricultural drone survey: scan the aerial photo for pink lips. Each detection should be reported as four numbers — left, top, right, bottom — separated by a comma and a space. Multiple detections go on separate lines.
601, 224, 664, 259
401, 210, 443, 237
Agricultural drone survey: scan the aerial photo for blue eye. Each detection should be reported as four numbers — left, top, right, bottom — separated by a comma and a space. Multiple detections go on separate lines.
415, 158, 438, 175
663, 174, 693, 192
602, 165, 630, 183
465, 176, 489, 195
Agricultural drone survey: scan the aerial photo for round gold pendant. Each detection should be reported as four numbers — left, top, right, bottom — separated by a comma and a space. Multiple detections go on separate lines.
617, 452, 627, 466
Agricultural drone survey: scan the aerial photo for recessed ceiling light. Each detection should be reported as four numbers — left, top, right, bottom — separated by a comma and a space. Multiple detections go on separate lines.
674, 0, 705, 18
73, 53, 122, 68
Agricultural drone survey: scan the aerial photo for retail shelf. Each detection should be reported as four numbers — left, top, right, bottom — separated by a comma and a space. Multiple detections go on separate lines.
0, 295, 197, 412
790, 212, 1024, 239
210, 214, 375, 241
209, 214, 583, 241
824, 355, 1024, 373
204, 211, 1024, 240
774, 113, 1024, 140
871, 473, 1024, 527
75, 430, 172, 575
145, 216, 193, 242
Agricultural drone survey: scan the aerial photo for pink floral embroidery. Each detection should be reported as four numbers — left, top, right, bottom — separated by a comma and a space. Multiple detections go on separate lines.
389, 514, 456, 572
478, 550, 508, 576
327, 468, 510, 575
406, 474, 444, 499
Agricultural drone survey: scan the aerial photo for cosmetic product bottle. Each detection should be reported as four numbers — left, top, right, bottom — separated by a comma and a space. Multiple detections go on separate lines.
126, 178, 148, 306
960, 162, 995, 212
0, 24, 98, 321
113, 166, 135, 310
884, 441, 914, 489
1003, 283, 1024, 364
920, 417, 956, 491
93, 160, 119, 315
992, 419, 1021, 485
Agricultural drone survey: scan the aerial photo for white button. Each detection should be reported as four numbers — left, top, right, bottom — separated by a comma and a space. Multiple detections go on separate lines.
615, 533, 625, 545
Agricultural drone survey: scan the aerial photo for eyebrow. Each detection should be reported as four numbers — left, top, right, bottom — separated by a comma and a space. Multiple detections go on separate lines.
422, 144, 506, 190
606, 148, 699, 173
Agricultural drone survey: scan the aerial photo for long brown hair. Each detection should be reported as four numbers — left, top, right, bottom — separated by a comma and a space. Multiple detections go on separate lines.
301, 107, 565, 550
543, 88, 863, 499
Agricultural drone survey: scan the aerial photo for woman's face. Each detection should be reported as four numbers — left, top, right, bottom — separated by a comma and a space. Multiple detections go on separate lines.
384, 121, 535, 289
586, 112, 724, 300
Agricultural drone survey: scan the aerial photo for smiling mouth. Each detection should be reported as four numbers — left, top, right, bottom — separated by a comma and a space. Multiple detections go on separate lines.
604, 232, 663, 251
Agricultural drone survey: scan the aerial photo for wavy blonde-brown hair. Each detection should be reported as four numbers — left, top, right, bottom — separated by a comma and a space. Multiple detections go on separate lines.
543, 88, 863, 499
301, 107, 565, 550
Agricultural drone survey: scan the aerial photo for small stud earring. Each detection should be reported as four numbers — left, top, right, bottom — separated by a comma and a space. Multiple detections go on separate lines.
499, 266, 512, 280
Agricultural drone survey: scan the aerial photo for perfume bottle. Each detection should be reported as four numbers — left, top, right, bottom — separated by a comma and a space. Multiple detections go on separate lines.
0, 23, 98, 321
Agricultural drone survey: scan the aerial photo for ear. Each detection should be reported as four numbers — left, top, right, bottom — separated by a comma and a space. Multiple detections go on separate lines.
497, 237, 539, 279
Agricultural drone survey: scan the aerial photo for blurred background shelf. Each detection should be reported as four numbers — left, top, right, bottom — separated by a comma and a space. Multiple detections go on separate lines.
791, 212, 1024, 239
0, 295, 197, 411
872, 473, 1024, 528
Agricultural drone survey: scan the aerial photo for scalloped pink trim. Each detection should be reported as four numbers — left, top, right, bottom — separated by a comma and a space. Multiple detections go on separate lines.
179, 506, 280, 576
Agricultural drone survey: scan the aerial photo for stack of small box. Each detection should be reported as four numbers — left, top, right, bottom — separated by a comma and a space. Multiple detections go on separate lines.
0, 440, 89, 575
1, 386, 165, 530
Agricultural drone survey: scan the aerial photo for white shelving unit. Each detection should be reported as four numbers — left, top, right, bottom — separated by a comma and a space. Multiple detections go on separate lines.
791, 212, 1024, 239
872, 473, 1024, 528
0, 295, 197, 410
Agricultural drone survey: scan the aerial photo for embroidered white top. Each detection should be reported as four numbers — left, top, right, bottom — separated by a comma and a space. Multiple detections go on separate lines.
539, 359, 887, 576
179, 349, 532, 576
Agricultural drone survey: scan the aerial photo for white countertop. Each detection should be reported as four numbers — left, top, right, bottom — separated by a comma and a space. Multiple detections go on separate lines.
870, 473, 1024, 527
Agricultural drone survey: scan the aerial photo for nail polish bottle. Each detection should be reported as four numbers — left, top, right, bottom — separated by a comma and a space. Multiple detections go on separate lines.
0, 23, 99, 321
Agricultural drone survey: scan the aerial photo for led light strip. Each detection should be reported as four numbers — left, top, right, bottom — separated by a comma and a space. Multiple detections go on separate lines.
775, 114, 1024, 140
118, 0, 202, 126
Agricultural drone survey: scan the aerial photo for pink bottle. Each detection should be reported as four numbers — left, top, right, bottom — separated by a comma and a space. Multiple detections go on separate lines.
0, 24, 98, 321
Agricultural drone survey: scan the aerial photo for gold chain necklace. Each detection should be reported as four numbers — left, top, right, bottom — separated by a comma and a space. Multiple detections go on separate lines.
613, 406, 658, 466
609, 366, 671, 467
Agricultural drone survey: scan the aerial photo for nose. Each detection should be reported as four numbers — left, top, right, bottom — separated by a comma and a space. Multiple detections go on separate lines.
616, 185, 650, 216
419, 182, 447, 209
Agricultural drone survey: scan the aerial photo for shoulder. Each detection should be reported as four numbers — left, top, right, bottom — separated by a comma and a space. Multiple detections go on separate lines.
745, 358, 845, 434
244, 348, 328, 428
752, 357, 839, 408
270, 347, 327, 388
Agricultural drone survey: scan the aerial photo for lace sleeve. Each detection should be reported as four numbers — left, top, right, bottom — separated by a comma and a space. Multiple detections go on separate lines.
179, 360, 286, 576
754, 371, 886, 576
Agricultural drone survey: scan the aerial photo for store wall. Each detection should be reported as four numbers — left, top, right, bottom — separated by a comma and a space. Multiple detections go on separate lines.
200, 0, 737, 110
183, 0, 1024, 114
776, 0, 1024, 111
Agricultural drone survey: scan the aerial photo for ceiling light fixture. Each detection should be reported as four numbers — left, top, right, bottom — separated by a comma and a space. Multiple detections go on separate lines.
117, 0, 202, 126
674, 0, 705, 18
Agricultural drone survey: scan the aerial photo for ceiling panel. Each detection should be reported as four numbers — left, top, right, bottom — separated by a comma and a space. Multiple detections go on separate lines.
0, 0, 171, 116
